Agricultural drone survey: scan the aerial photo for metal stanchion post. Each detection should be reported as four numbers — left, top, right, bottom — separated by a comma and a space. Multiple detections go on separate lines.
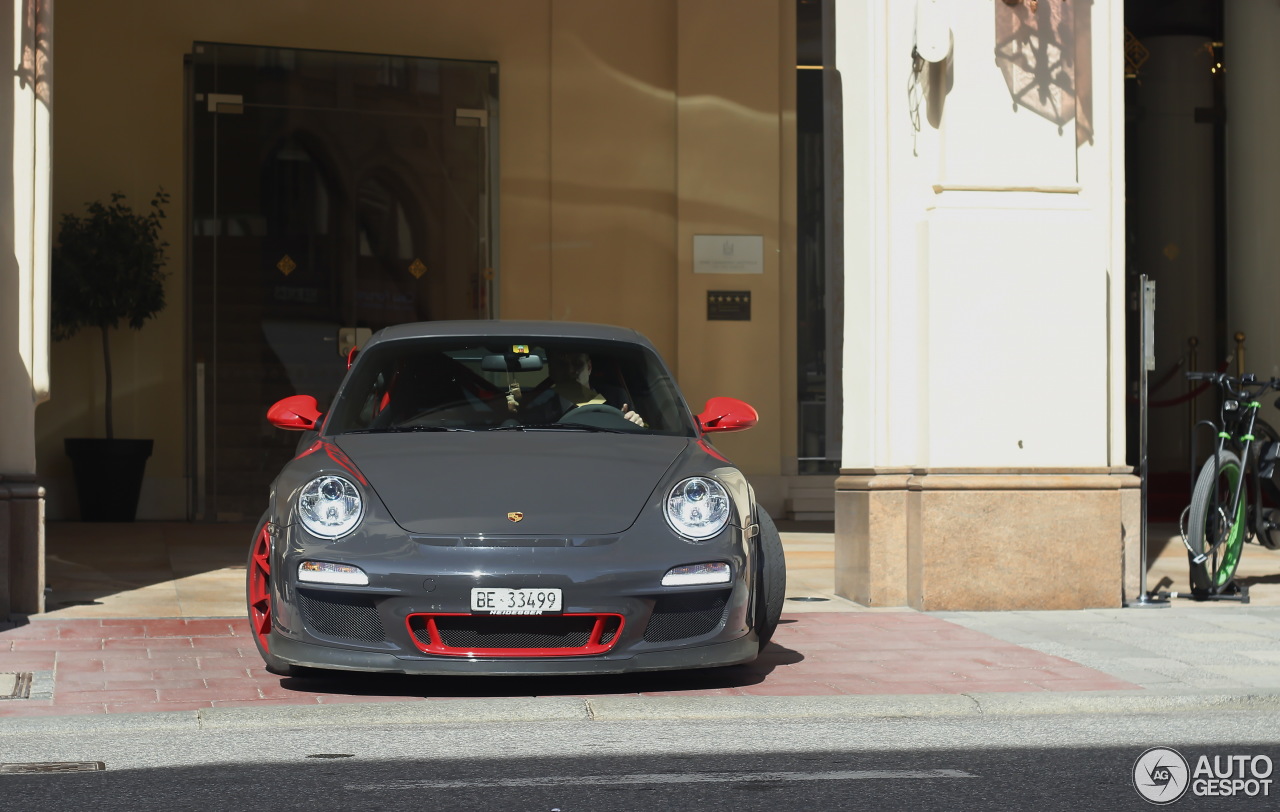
1188, 336, 1198, 431
1130, 275, 1167, 607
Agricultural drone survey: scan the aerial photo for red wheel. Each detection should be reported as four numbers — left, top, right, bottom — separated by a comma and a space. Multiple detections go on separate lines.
245, 521, 296, 675
248, 525, 273, 653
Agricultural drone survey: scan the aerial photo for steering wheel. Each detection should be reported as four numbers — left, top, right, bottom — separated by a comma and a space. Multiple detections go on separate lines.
559, 403, 626, 422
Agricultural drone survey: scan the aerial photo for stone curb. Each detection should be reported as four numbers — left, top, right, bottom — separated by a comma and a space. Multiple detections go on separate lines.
3, 690, 1280, 736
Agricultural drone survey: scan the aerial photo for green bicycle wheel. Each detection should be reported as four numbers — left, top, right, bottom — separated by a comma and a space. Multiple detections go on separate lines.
1185, 450, 1247, 593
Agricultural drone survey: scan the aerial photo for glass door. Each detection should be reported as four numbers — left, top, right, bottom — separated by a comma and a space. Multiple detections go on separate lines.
188, 43, 497, 520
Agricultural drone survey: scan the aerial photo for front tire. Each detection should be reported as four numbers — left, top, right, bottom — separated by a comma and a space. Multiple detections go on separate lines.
1186, 451, 1247, 594
246, 518, 297, 677
753, 508, 786, 650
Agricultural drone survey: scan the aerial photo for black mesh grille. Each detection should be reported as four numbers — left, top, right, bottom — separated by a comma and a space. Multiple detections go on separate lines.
643, 591, 730, 643
411, 615, 620, 651
297, 590, 385, 643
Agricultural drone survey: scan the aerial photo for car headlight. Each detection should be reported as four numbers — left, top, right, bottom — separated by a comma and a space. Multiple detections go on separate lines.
665, 476, 730, 540
298, 475, 364, 539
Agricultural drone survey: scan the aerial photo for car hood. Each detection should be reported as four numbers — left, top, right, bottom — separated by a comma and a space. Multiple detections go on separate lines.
333, 431, 691, 535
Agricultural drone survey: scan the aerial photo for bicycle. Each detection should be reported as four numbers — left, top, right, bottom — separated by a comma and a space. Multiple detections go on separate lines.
1180, 371, 1280, 600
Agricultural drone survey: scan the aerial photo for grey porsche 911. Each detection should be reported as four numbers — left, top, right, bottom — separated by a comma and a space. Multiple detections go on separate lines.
247, 320, 786, 676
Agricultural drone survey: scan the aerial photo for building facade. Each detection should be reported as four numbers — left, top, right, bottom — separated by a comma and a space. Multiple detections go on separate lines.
6, 1, 1258, 617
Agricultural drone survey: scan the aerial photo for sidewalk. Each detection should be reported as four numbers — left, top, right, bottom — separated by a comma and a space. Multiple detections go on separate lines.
2, 520, 1279, 725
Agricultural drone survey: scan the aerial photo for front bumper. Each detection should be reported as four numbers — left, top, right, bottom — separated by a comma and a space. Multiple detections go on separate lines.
266, 521, 759, 675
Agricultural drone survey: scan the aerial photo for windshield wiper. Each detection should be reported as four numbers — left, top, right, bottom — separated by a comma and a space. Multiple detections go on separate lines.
483, 424, 630, 434
345, 426, 475, 434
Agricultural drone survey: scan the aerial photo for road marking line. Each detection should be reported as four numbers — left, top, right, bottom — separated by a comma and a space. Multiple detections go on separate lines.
348, 769, 977, 790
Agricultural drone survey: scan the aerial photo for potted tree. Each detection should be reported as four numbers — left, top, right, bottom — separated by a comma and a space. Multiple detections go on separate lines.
51, 189, 170, 521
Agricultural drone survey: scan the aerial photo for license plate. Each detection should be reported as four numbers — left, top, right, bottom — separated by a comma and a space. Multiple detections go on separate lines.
471, 587, 562, 615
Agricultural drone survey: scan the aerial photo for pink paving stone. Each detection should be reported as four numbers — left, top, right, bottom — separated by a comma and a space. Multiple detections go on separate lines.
93, 622, 150, 638
98, 660, 173, 675
105, 678, 208, 691
973, 667, 1073, 682
105, 701, 214, 714
189, 648, 251, 659
824, 655, 962, 671
54, 688, 158, 705
10, 639, 104, 651
738, 682, 848, 697
838, 681, 949, 694
0, 703, 109, 717
0, 623, 62, 640
55, 675, 108, 691
192, 634, 248, 647
102, 637, 196, 650
946, 681, 1049, 693
156, 686, 265, 703
0, 654, 57, 670
155, 667, 252, 680
133, 648, 202, 661
867, 669, 972, 684
56, 648, 134, 662
144, 619, 239, 637
253, 684, 332, 701
202, 676, 267, 690
780, 663, 890, 679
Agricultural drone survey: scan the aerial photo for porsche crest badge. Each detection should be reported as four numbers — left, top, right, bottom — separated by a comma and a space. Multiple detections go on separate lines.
507, 512, 524, 523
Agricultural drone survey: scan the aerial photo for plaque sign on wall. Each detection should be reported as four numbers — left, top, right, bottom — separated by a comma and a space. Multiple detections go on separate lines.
707, 290, 751, 321
694, 235, 764, 274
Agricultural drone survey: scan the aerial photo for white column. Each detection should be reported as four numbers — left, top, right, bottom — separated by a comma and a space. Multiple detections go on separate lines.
1, 0, 51, 616
1226, 0, 1280, 410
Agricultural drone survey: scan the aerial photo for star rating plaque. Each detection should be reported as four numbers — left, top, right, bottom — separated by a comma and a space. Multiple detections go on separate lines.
706, 290, 751, 321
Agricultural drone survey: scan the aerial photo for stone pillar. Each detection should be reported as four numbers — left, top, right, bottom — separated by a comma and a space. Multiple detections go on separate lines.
0, 477, 45, 617
0, 0, 52, 618
1226, 1, 1280, 414
831, 0, 1133, 610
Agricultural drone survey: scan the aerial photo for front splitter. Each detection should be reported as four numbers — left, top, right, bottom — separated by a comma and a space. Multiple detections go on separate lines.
267, 632, 760, 676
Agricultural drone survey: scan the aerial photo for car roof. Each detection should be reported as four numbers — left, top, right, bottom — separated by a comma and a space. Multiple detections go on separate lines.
365, 320, 656, 350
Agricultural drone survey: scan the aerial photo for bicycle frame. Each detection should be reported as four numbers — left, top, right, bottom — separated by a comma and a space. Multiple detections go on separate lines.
1187, 374, 1279, 565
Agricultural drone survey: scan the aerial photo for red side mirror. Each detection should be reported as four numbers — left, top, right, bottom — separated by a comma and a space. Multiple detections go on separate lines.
267, 395, 322, 431
697, 397, 758, 433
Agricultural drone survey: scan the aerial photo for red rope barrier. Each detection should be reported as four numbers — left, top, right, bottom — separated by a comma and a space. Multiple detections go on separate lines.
1128, 359, 1231, 408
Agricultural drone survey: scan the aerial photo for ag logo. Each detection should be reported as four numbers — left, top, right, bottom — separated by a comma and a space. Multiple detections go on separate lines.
507, 512, 523, 523
1134, 747, 1190, 805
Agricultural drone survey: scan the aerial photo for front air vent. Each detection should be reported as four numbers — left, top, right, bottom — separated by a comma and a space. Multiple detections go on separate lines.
643, 591, 730, 643
297, 589, 386, 643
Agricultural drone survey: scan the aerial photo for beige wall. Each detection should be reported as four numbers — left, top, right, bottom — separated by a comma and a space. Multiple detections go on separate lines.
36, 0, 796, 519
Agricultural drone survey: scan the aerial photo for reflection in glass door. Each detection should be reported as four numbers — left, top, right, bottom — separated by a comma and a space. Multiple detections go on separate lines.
187, 43, 498, 520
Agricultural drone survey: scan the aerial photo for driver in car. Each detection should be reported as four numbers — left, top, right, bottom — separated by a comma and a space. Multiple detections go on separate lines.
525, 351, 645, 426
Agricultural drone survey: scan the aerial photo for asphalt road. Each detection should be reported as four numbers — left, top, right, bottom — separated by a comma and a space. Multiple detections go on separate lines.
3, 711, 1280, 811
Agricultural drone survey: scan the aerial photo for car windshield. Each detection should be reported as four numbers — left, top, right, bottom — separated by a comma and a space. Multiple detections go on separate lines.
324, 336, 697, 437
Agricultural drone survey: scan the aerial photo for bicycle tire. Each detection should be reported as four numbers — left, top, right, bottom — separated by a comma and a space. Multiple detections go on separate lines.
1186, 450, 1247, 593
1252, 419, 1280, 549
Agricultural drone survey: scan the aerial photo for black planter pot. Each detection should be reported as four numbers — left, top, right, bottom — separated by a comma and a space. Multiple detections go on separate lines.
64, 438, 154, 522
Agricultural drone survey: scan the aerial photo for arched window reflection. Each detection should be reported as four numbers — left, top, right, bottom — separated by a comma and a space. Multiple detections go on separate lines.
355, 174, 430, 324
